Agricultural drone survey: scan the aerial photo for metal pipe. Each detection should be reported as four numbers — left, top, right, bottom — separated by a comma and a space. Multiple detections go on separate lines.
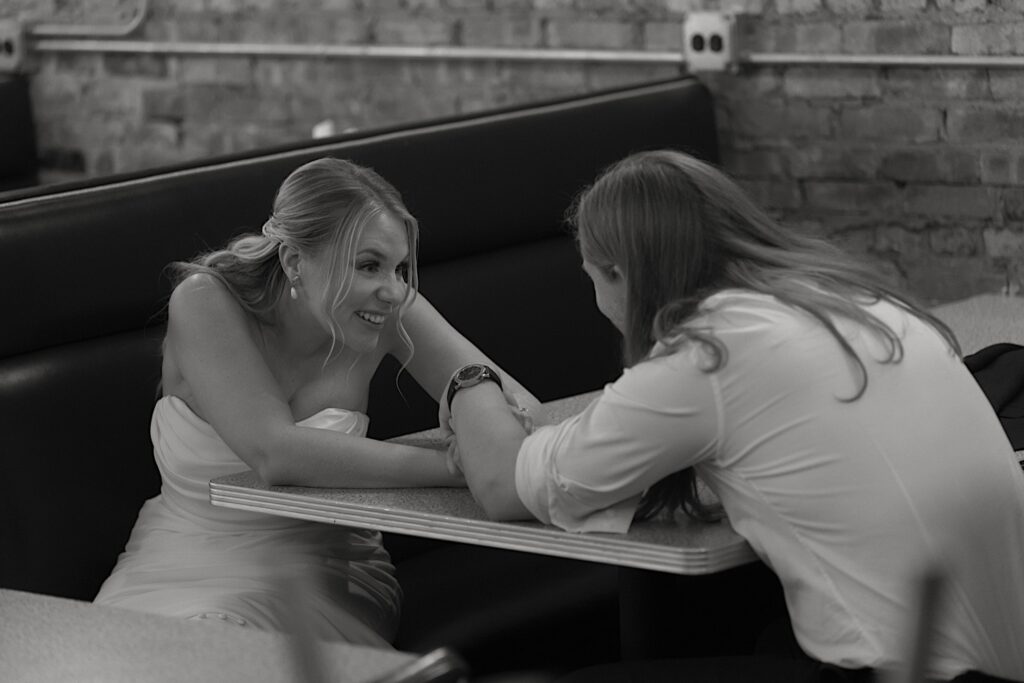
26, 36, 1024, 70
744, 51, 1024, 69
29, 0, 148, 39
29, 39, 685, 64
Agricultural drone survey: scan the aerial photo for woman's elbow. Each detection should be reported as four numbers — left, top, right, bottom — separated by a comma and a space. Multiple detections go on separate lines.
242, 436, 290, 485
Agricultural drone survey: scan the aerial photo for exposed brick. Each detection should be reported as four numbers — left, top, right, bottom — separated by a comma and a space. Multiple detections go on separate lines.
751, 22, 842, 53
53, 54, 104, 77
804, 181, 901, 212
928, 227, 980, 256
174, 12, 243, 41
644, 21, 682, 51
838, 105, 942, 143
178, 57, 253, 85
788, 145, 878, 180
184, 84, 292, 124
142, 88, 185, 122
989, 72, 1024, 101
951, 23, 1024, 55
903, 185, 997, 219
823, 0, 873, 13
730, 100, 833, 140
738, 180, 802, 210
947, 105, 1024, 143
584, 63, 680, 90
934, 0, 993, 12
774, 0, 822, 14
883, 69, 990, 100
532, 0, 578, 13
878, 0, 928, 12
794, 22, 843, 53
714, 70, 783, 102
719, 147, 790, 178
874, 225, 928, 256
502, 62, 588, 91
374, 16, 452, 45
982, 227, 1024, 259
783, 67, 881, 99
663, 0, 705, 13
83, 79, 142, 116
404, 0, 444, 11
981, 150, 1015, 185
103, 54, 170, 79
878, 148, 979, 184
902, 254, 1004, 304
490, 0, 534, 10
842, 21, 950, 54
461, 16, 543, 47
546, 18, 638, 49
1003, 189, 1024, 221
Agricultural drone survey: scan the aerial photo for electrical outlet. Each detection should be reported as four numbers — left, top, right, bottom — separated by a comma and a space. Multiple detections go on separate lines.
682, 12, 738, 73
0, 19, 26, 73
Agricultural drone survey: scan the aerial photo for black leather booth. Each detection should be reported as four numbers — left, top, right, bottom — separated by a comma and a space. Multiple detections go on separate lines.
0, 76, 720, 673
0, 75, 38, 192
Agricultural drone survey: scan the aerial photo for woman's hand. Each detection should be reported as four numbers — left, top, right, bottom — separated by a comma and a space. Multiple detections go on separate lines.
438, 370, 542, 475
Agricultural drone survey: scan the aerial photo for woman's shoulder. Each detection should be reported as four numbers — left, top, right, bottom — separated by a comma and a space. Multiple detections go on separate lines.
169, 273, 242, 320
166, 273, 260, 351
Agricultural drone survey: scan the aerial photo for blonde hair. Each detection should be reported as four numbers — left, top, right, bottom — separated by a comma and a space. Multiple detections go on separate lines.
569, 149, 959, 521
170, 157, 419, 362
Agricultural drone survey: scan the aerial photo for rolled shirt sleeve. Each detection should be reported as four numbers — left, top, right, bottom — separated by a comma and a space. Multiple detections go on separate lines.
514, 345, 721, 533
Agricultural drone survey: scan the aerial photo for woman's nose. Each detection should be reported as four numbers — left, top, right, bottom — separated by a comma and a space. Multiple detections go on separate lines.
377, 274, 405, 303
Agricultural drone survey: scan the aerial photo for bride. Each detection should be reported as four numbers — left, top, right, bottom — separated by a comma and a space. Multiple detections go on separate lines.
94, 156, 539, 646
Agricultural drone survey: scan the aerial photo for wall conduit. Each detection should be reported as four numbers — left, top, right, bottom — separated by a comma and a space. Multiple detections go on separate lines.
24, 37, 1024, 70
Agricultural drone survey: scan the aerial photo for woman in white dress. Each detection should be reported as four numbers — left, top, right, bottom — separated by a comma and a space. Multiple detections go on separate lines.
94, 156, 538, 646
443, 150, 1024, 681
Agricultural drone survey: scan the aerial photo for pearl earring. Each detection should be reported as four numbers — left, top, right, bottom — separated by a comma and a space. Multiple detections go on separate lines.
289, 277, 299, 300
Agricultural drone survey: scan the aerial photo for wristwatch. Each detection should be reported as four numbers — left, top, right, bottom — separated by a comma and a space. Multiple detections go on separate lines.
446, 363, 503, 410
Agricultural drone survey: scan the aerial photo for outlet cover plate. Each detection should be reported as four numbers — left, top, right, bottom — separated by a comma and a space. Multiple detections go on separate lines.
683, 12, 738, 72
0, 19, 26, 73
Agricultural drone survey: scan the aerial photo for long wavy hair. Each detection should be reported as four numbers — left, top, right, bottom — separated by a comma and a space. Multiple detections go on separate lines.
169, 156, 420, 363
568, 149, 959, 523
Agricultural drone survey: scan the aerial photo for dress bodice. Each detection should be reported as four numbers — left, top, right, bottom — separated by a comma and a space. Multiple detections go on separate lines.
94, 395, 399, 646
151, 395, 368, 528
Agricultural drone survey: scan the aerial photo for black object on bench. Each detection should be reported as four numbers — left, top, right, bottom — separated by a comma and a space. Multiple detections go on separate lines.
0, 76, 720, 672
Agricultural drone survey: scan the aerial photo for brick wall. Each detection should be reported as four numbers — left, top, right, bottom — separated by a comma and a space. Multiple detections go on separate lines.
4, 0, 1024, 302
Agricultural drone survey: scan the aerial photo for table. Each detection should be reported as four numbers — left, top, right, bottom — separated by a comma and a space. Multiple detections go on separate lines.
0, 588, 418, 683
211, 293, 1024, 575
211, 391, 757, 576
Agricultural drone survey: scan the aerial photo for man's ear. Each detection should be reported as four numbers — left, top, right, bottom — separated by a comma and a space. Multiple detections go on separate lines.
279, 243, 301, 281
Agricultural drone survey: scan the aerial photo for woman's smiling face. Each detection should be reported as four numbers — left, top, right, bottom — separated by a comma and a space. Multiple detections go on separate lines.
304, 211, 411, 354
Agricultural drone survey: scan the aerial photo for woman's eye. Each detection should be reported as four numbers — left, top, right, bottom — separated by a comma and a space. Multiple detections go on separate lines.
359, 261, 379, 273
397, 263, 410, 280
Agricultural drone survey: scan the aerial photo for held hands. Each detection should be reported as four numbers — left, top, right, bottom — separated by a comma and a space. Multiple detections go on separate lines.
438, 377, 537, 476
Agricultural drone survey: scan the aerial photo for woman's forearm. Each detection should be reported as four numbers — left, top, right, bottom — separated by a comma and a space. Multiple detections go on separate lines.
257, 427, 463, 488
450, 382, 533, 520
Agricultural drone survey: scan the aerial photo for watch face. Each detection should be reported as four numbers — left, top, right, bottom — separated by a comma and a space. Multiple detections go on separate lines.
456, 364, 485, 383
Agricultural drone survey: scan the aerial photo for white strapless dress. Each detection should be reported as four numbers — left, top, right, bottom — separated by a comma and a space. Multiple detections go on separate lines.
94, 395, 400, 647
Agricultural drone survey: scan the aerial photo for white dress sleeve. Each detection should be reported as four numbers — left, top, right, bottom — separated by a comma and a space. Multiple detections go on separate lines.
514, 345, 722, 533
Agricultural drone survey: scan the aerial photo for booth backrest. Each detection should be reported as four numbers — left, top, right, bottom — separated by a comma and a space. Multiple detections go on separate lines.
0, 76, 719, 601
